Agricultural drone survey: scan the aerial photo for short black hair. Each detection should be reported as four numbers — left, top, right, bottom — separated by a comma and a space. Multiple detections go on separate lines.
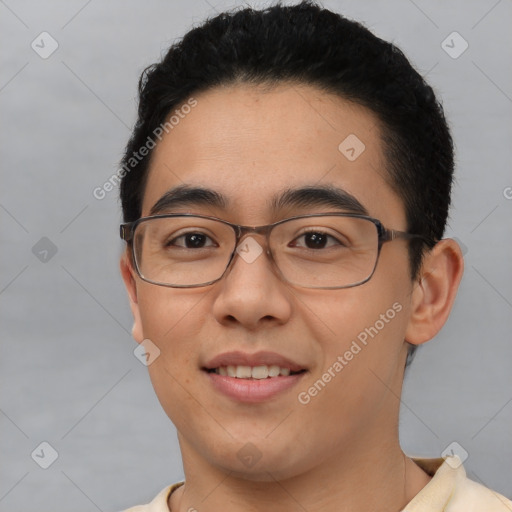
119, 0, 455, 364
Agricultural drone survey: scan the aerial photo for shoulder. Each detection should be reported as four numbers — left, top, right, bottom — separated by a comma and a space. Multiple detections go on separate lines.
406, 456, 512, 512
448, 477, 512, 511
121, 482, 184, 512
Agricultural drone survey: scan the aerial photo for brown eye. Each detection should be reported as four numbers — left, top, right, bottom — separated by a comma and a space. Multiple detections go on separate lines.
166, 232, 216, 249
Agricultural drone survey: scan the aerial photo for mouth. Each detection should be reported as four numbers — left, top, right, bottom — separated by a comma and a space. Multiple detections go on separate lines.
202, 351, 308, 403
205, 365, 306, 379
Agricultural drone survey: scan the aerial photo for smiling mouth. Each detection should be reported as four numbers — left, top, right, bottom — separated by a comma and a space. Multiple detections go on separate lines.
205, 365, 306, 379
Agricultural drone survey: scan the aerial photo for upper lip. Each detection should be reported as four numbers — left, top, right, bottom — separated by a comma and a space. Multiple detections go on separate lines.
203, 351, 306, 373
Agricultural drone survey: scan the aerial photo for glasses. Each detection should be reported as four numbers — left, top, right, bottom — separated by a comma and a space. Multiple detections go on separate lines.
120, 213, 425, 289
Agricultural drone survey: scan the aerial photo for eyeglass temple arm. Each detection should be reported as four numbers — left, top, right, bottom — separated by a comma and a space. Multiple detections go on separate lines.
382, 228, 429, 243
120, 223, 133, 242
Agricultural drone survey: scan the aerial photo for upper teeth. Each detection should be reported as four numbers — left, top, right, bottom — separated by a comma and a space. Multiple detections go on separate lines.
215, 365, 292, 379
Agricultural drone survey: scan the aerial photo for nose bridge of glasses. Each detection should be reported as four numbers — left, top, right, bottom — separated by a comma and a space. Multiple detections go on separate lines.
233, 224, 272, 250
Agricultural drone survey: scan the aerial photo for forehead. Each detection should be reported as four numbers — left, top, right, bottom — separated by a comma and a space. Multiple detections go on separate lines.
142, 83, 405, 226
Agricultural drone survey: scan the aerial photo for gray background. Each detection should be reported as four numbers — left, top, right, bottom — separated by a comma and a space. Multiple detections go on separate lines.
1, 0, 511, 510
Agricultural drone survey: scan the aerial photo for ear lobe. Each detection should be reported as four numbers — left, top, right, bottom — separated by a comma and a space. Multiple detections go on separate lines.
405, 238, 464, 346
120, 251, 144, 344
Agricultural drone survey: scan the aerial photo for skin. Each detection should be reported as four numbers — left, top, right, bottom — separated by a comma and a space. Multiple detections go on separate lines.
120, 82, 464, 512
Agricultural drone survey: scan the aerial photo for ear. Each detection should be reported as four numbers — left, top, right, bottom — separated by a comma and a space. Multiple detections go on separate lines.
405, 238, 464, 346
120, 250, 144, 344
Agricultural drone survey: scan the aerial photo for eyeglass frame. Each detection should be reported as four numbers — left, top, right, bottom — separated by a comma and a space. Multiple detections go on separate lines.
120, 212, 428, 289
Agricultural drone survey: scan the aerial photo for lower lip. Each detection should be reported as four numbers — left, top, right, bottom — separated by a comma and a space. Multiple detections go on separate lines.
205, 371, 306, 403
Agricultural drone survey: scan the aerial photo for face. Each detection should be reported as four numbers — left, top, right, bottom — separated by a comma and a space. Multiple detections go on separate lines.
121, 83, 418, 480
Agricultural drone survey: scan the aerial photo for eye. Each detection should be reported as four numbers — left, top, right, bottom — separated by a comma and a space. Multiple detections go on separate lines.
166, 231, 217, 249
290, 230, 345, 250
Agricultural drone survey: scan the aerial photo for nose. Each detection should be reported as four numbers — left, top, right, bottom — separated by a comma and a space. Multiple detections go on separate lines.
211, 234, 293, 330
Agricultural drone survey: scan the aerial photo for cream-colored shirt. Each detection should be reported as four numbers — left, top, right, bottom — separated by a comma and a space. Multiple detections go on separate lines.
123, 456, 512, 511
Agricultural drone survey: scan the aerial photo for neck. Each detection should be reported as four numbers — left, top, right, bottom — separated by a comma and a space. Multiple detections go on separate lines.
169, 427, 431, 512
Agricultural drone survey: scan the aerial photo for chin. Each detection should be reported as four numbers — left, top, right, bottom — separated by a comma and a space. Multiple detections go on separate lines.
219, 460, 307, 483
202, 438, 313, 483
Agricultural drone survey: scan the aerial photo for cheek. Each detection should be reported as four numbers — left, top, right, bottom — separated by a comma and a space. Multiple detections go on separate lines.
303, 280, 408, 365
297, 259, 411, 407
137, 286, 209, 348
135, 287, 210, 418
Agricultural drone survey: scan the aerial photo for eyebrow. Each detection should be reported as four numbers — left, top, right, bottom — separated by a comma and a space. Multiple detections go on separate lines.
149, 183, 368, 217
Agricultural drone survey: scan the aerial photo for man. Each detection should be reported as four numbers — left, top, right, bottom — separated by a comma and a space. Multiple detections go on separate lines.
118, 1, 511, 510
